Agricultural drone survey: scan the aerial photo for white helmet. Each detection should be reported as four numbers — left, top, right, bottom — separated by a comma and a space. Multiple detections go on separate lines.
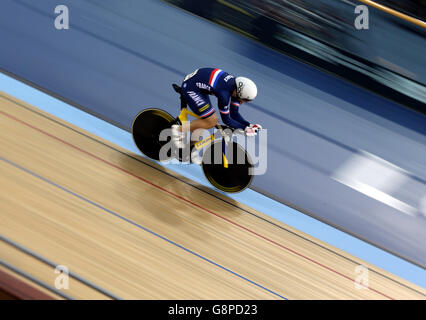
235, 77, 257, 101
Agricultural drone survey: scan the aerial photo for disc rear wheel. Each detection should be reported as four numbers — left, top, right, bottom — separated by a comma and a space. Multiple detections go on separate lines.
131, 108, 176, 161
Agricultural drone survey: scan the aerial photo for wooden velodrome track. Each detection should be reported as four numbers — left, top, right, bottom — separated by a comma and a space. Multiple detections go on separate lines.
0, 91, 425, 300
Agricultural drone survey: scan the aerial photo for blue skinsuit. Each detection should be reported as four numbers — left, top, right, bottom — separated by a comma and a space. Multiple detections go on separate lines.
181, 68, 250, 130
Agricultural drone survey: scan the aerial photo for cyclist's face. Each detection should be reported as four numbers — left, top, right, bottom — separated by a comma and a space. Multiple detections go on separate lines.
233, 90, 248, 104
238, 98, 250, 104
232, 89, 250, 104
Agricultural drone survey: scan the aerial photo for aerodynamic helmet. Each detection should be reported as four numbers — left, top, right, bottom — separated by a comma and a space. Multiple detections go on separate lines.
235, 76, 257, 101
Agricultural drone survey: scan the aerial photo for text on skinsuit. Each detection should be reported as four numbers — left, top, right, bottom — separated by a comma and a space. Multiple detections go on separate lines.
196, 82, 211, 91
188, 91, 205, 107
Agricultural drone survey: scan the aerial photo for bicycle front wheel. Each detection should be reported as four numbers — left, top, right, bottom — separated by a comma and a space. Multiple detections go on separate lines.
202, 140, 254, 193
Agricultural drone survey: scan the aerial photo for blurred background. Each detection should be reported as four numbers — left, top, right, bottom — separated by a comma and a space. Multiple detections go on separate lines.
168, 0, 426, 112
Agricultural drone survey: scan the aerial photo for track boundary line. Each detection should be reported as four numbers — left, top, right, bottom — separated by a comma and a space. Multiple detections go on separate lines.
0, 234, 122, 300
0, 259, 73, 300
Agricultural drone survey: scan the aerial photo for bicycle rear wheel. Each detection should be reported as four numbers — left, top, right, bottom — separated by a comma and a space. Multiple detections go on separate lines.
131, 108, 177, 161
202, 140, 254, 193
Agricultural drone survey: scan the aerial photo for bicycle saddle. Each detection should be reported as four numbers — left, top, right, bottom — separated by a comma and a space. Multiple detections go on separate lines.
172, 84, 182, 94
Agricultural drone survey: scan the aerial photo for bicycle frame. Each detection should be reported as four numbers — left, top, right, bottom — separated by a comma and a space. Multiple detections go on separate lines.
176, 107, 230, 168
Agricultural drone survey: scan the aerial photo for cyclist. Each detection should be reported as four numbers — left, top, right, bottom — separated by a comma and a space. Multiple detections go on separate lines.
172, 67, 262, 148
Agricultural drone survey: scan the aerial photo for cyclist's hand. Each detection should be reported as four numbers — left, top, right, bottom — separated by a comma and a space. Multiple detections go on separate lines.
250, 124, 262, 131
244, 126, 257, 137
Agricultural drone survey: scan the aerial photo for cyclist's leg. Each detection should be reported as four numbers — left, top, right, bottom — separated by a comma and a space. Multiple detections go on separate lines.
172, 84, 217, 148
189, 112, 218, 132
180, 86, 217, 132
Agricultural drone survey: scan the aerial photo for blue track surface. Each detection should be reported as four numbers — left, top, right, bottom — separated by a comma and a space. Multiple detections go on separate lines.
0, 0, 425, 269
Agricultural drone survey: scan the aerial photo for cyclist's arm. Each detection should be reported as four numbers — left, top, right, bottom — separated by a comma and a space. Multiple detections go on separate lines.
216, 99, 245, 129
229, 100, 250, 127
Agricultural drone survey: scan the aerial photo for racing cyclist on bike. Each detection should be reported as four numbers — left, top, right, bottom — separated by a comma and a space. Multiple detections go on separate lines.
172, 67, 262, 148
